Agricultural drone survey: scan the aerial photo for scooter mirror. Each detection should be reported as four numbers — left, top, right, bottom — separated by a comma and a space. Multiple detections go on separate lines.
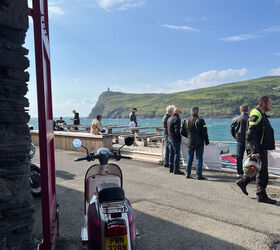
72, 138, 82, 148
124, 136, 134, 146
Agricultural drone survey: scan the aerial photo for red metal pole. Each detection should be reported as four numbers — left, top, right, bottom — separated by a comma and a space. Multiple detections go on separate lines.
29, 0, 58, 249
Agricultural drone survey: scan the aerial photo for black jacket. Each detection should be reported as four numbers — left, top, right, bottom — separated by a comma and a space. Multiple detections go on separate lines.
181, 115, 209, 149
162, 113, 171, 136
73, 112, 80, 125
167, 113, 181, 141
129, 112, 137, 126
230, 113, 249, 144
246, 108, 275, 153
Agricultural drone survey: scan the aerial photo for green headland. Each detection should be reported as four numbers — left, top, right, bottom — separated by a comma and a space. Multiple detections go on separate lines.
88, 76, 280, 119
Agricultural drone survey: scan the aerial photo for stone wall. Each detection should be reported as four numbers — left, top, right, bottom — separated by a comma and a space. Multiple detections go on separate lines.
0, 1, 35, 249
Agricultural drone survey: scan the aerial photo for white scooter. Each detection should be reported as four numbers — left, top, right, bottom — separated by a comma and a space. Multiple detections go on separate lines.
73, 137, 136, 250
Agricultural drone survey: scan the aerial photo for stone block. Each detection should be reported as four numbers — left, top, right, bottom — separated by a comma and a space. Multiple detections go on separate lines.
0, 0, 28, 31
0, 50, 29, 70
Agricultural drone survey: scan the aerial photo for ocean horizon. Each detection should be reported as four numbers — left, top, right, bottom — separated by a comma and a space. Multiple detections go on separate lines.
28, 117, 280, 142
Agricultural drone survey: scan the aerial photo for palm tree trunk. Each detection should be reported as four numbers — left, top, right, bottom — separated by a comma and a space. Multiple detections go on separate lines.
0, 1, 35, 249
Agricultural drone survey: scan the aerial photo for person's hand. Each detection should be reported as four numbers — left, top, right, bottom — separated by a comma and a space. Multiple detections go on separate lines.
251, 153, 260, 159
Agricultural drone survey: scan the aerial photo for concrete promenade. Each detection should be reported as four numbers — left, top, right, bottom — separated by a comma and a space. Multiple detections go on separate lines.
33, 148, 280, 250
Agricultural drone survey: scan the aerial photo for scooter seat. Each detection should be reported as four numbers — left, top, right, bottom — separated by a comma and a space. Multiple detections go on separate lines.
97, 183, 124, 203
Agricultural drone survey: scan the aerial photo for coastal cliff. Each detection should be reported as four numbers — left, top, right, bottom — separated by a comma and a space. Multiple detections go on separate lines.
88, 76, 280, 119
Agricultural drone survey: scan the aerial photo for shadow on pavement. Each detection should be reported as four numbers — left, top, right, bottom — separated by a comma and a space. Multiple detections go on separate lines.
56, 170, 76, 180
33, 183, 248, 250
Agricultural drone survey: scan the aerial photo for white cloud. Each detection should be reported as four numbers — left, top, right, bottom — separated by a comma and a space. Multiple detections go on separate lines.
221, 25, 280, 42
268, 67, 280, 76
168, 68, 248, 92
28, 0, 64, 15
96, 0, 145, 11
117, 1, 145, 10
262, 26, 280, 33
48, 6, 64, 15
110, 83, 167, 93
271, 53, 280, 56
220, 34, 259, 42
53, 98, 97, 116
162, 24, 199, 33
184, 16, 207, 22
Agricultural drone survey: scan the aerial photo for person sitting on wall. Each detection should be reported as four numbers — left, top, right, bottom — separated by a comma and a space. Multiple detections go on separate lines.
55, 117, 66, 131
90, 114, 104, 135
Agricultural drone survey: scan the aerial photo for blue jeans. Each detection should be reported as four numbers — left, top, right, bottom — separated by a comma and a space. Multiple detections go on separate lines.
170, 139, 181, 172
164, 135, 170, 166
186, 147, 204, 177
236, 142, 245, 175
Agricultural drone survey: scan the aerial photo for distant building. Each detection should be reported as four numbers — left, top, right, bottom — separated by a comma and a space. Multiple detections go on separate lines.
107, 87, 110, 92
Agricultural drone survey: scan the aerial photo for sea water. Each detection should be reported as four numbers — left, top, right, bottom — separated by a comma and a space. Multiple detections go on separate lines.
28, 117, 280, 142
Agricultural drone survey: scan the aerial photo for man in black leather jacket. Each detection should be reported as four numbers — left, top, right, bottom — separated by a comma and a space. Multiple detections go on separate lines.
236, 96, 277, 204
231, 104, 249, 177
162, 105, 175, 168
167, 108, 184, 175
181, 106, 209, 180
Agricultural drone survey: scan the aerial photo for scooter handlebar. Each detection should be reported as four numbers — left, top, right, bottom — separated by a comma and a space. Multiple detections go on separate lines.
75, 154, 95, 162
75, 157, 88, 161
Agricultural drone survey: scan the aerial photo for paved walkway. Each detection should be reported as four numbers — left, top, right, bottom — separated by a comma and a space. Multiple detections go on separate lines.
33, 148, 280, 250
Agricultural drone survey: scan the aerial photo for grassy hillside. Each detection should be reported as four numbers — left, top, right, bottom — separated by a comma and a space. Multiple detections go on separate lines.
88, 76, 280, 118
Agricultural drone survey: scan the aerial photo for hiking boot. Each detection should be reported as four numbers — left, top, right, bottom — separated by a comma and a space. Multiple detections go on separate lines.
235, 180, 248, 196
197, 176, 207, 180
169, 168, 174, 173
257, 196, 277, 204
186, 174, 191, 179
174, 170, 184, 175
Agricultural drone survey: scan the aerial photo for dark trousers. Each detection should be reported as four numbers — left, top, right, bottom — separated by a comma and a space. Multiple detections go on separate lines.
169, 139, 181, 172
239, 149, 268, 198
186, 147, 204, 178
236, 142, 245, 175
164, 135, 170, 166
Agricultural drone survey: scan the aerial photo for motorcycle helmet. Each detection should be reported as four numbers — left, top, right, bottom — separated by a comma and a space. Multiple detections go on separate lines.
242, 155, 261, 177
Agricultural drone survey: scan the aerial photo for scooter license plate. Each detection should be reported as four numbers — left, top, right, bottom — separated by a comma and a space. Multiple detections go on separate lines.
105, 235, 128, 250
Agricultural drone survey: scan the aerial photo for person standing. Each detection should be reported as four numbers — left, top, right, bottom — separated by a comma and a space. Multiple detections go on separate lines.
181, 106, 209, 180
167, 108, 184, 175
236, 96, 277, 204
71, 109, 80, 130
162, 105, 175, 168
230, 104, 249, 177
129, 108, 138, 127
90, 115, 104, 135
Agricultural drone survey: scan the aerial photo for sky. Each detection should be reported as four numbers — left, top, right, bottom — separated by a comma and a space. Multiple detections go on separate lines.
25, 0, 280, 117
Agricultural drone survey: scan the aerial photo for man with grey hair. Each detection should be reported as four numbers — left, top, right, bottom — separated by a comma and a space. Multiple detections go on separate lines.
167, 108, 184, 175
181, 106, 209, 180
162, 105, 175, 168
231, 103, 249, 177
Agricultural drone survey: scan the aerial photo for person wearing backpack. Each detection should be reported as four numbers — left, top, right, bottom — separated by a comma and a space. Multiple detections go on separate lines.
181, 106, 209, 180
230, 104, 249, 177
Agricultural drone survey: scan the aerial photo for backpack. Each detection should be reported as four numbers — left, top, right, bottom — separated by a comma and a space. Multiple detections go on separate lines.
230, 118, 239, 139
